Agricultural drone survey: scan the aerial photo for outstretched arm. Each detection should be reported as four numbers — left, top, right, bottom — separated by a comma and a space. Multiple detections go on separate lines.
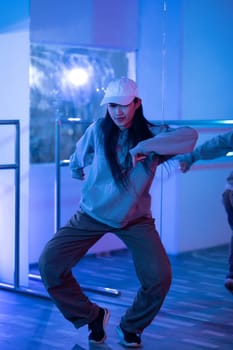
178, 130, 233, 173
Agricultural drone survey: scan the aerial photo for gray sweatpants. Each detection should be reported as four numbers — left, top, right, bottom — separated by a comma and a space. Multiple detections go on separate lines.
39, 210, 172, 334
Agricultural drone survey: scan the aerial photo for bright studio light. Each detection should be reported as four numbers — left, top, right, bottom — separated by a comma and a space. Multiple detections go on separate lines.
221, 120, 233, 124
66, 68, 89, 87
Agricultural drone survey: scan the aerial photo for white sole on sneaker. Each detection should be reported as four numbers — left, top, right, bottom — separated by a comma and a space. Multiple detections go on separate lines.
89, 308, 110, 344
116, 325, 141, 348
103, 308, 110, 328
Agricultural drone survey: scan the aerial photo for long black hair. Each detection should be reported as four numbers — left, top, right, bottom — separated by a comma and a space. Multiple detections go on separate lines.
100, 98, 157, 189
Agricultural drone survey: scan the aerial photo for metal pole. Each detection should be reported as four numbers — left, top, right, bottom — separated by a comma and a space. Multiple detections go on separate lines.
55, 119, 61, 231
14, 120, 20, 288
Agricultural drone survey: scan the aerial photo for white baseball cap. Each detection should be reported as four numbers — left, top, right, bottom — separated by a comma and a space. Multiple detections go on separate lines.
100, 77, 140, 106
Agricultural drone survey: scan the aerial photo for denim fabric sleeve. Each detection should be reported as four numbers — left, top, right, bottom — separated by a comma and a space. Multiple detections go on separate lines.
192, 130, 233, 161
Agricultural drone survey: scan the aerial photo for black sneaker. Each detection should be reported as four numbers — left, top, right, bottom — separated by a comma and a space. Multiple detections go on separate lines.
88, 307, 110, 344
224, 278, 233, 293
116, 324, 141, 348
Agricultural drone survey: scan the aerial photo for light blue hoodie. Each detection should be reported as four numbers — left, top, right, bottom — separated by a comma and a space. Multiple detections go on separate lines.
70, 118, 197, 228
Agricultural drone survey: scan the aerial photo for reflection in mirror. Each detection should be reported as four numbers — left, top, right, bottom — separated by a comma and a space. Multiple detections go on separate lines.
30, 43, 136, 163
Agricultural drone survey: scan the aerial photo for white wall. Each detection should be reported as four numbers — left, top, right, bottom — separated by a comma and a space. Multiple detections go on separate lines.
137, 0, 233, 254
0, 1, 30, 285
30, 0, 139, 50
160, 159, 231, 255
137, 0, 183, 120
182, 0, 233, 119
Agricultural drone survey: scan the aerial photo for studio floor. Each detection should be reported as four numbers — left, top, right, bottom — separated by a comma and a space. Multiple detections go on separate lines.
0, 244, 232, 350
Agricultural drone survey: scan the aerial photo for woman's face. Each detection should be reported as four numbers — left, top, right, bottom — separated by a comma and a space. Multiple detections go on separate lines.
107, 99, 141, 130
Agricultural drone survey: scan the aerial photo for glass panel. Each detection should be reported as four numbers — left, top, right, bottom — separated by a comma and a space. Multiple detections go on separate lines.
0, 124, 16, 165
30, 43, 135, 164
0, 170, 15, 285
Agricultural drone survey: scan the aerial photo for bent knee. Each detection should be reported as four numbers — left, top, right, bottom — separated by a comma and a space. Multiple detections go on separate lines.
38, 246, 59, 288
146, 263, 172, 297
38, 246, 50, 273
160, 264, 172, 293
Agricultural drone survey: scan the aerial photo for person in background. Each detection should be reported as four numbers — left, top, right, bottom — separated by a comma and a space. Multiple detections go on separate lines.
39, 77, 198, 347
179, 130, 233, 294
